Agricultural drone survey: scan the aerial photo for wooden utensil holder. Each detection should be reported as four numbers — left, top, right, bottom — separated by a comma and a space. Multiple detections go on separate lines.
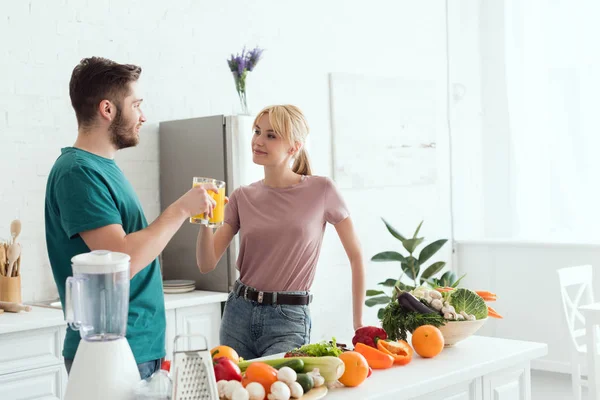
0, 274, 21, 303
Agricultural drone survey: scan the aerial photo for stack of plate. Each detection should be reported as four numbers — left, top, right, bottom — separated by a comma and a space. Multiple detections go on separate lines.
163, 280, 196, 294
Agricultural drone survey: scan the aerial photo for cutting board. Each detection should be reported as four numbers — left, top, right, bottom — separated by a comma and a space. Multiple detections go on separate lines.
300, 386, 327, 399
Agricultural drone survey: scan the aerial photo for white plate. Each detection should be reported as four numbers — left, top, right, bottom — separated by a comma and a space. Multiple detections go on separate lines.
164, 286, 196, 294
163, 280, 196, 287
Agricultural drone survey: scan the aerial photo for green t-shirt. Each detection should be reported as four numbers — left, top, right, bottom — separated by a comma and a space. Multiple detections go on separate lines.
44, 147, 166, 364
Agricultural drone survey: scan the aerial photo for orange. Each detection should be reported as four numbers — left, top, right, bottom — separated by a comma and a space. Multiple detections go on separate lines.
411, 325, 444, 358
338, 351, 369, 387
211, 345, 240, 364
244, 362, 278, 394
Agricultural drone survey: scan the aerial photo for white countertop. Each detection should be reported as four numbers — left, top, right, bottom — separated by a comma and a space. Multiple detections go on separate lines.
0, 290, 229, 335
324, 335, 547, 399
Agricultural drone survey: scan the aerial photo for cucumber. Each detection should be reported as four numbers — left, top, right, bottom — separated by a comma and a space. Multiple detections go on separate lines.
238, 357, 304, 373
274, 359, 305, 373
296, 373, 314, 393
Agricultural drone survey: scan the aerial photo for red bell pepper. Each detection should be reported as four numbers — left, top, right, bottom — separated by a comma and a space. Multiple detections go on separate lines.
213, 357, 242, 382
352, 326, 388, 348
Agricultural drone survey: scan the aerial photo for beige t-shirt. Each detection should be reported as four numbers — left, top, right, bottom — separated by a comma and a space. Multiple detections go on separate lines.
224, 175, 349, 292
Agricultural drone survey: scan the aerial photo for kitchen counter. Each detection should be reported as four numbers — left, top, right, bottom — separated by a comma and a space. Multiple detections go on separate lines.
324, 335, 547, 399
0, 290, 229, 335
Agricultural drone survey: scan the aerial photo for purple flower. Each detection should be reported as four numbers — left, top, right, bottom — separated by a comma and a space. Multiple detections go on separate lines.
246, 47, 264, 71
226, 46, 264, 75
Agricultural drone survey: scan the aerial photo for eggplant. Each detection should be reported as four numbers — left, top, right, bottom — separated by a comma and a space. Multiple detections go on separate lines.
398, 292, 436, 314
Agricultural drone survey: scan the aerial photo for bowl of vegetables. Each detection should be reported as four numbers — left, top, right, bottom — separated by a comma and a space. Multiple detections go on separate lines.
381, 287, 498, 347
437, 318, 487, 346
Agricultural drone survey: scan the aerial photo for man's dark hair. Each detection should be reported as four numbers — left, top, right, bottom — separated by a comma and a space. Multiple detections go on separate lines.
69, 57, 142, 127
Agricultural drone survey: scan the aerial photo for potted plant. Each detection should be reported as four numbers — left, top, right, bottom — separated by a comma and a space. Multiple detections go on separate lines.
365, 219, 454, 318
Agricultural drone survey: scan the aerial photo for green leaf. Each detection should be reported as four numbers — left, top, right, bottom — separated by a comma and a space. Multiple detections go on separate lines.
402, 238, 424, 254
365, 295, 392, 307
381, 218, 406, 241
377, 308, 385, 319
421, 261, 446, 280
440, 271, 457, 287
413, 220, 424, 238
401, 257, 419, 281
366, 289, 385, 296
449, 288, 488, 319
378, 279, 397, 287
451, 273, 467, 288
371, 251, 406, 262
396, 282, 415, 291
418, 239, 448, 265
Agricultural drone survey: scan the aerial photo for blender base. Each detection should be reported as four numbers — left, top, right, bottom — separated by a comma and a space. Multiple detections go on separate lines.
65, 337, 140, 400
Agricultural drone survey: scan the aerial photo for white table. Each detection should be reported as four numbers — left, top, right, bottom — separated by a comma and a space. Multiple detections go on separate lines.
323, 335, 546, 400
580, 303, 600, 400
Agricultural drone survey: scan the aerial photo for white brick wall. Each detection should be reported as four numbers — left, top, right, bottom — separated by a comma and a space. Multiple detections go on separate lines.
0, 0, 450, 341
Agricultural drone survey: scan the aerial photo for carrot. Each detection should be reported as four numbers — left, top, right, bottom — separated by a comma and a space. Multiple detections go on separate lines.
435, 287, 456, 293
487, 305, 503, 319
476, 291, 497, 302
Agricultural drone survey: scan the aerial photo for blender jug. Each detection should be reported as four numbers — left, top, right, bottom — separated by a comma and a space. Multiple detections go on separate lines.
65, 250, 130, 341
64, 250, 140, 400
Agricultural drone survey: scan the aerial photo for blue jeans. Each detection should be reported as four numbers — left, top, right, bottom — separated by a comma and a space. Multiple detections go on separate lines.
64, 358, 161, 380
220, 289, 312, 360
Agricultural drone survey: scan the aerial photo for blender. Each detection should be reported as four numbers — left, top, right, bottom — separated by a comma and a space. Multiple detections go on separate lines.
64, 250, 141, 400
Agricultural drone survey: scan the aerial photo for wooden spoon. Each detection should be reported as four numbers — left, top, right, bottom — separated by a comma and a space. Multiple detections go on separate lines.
10, 219, 21, 244
6, 243, 21, 278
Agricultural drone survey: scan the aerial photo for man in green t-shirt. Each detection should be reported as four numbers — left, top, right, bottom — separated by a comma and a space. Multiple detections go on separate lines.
45, 57, 217, 379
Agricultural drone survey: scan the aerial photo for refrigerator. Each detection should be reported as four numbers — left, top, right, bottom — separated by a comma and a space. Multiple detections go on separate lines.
158, 115, 263, 293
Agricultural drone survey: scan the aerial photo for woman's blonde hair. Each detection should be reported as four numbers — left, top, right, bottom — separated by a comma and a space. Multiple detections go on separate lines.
253, 104, 312, 176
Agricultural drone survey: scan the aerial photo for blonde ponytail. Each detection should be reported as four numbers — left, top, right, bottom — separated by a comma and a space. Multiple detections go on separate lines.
292, 148, 312, 176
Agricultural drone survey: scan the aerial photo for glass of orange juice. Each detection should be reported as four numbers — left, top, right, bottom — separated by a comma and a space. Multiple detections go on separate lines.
190, 177, 226, 227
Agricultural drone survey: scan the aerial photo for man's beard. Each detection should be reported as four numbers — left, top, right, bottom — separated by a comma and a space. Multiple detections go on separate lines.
109, 106, 139, 150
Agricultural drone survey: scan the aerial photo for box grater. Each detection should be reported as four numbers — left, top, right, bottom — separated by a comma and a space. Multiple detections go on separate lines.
171, 334, 219, 400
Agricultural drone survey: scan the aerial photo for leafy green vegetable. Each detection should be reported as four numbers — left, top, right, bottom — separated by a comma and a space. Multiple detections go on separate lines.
290, 338, 343, 357
449, 288, 488, 319
380, 302, 446, 341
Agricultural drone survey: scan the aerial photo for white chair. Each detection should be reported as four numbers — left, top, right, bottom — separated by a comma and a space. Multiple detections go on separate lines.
557, 264, 594, 400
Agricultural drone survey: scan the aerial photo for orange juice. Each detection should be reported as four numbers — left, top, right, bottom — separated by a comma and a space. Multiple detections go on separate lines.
190, 178, 226, 227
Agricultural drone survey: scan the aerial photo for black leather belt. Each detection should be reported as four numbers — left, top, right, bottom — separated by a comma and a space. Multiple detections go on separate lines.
233, 281, 313, 306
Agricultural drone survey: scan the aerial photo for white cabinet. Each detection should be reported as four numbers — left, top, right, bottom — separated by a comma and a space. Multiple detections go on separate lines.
0, 365, 64, 400
483, 364, 531, 400
417, 379, 482, 400
169, 303, 221, 357
0, 326, 66, 400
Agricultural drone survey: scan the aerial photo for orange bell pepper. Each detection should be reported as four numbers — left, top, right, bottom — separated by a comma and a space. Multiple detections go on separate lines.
354, 342, 394, 369
377, 340, 413, 366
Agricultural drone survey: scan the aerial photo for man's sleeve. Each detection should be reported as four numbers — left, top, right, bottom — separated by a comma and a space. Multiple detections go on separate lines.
54, 165, 123, 239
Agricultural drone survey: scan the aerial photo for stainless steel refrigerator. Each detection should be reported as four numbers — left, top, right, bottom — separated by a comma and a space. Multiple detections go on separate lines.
158, 115, 263, 292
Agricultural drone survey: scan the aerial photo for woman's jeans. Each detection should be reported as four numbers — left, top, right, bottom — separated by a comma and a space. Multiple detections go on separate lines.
220, 289, 312, 360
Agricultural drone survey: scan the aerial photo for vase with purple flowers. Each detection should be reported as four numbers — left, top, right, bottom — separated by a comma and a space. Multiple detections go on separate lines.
227, 46, 263, 115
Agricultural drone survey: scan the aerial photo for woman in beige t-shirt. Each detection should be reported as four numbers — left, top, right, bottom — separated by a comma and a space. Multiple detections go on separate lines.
196, 104, 365, 360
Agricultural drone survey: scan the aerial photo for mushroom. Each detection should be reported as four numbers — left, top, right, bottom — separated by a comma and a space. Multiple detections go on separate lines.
217, 380, 229, 399
456, 314, 465, 321
245, 382, 266, 400
225, 381, 243, 400
444, 312, 456, 320
232, 387, 250, 400
268, 381, 291, 400
431, 299, 443, 311
288, 382, 304, 399
277, 367, 297, 385
306, 369, 325, 387
429, 290, 442, 300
